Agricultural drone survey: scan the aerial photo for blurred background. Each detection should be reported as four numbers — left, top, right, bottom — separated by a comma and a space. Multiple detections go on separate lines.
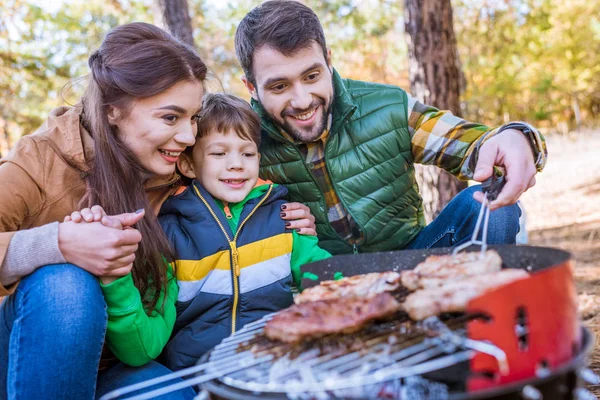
1, 0, 599, 154
2, 0, 600, 392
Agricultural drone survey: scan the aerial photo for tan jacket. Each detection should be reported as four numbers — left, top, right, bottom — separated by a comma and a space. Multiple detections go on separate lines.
0, 106, 180, 296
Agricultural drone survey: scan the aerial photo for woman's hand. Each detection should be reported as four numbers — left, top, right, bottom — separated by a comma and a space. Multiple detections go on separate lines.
280, 202, 317, 236
64, 205, 107, 223
58, 209, 145, 284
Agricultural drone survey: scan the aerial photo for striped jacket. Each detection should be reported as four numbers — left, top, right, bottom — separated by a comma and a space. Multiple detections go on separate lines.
158, 181, 295, 370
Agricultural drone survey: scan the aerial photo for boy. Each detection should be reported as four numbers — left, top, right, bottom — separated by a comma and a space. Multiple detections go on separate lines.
158, 93, 331, 371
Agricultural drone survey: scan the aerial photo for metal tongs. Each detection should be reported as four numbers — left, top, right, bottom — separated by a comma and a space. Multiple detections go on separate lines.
452, 167, 506, 257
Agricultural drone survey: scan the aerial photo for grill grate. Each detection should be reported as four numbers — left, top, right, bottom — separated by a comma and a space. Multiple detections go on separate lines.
100, 314, 508, 400
204, 314, 488, 394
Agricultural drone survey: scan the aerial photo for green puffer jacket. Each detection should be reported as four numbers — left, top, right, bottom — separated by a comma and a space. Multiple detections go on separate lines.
256, 70, 425, 255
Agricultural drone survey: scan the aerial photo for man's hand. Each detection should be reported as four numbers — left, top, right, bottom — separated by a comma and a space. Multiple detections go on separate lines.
280, 202, 317, 235
473, 129, 537, 210
58, 210, 145, 284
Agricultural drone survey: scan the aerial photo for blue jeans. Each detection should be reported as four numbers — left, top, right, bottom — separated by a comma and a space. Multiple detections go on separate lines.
0, 264, 195, 400
406, 185, 521, 250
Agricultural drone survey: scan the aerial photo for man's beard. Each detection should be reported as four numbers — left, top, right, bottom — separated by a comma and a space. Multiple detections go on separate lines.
258, 87, 334, 143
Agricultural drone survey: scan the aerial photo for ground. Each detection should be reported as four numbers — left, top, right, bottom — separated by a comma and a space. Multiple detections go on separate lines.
519, 131, 600, 395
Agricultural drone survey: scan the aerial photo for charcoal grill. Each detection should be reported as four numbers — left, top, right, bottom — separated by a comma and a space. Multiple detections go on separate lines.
101, 245, 598, 400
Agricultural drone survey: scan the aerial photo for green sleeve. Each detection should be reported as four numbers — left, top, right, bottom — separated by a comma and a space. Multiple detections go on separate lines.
290, 231, 332, 290
100, 266, 178, 367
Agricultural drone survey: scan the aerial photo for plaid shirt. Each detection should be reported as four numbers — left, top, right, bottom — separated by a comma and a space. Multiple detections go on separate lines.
282, 96, 548, 246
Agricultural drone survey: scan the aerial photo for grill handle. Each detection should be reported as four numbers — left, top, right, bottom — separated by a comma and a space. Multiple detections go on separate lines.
98, 355, 271, 400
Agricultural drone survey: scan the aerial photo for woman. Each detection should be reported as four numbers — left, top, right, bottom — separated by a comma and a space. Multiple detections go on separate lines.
0, 22, 314, 399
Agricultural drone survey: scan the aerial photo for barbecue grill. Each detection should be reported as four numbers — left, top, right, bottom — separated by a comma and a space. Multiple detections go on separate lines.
102, 245, 598, 400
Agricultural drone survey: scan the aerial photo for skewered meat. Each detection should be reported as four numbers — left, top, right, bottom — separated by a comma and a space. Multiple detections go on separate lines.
264, 292, 401, 343
402, 269, 529, 320
295, 271, 402, 304
401, 250, 502, 291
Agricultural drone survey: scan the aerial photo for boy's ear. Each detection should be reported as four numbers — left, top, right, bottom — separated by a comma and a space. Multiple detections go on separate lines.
177, 152, 197, 180
242, 76, 259, 102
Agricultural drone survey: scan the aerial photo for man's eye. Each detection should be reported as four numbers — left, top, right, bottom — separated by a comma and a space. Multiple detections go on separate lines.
306, 72, 319, 82
270, 83, 287, 93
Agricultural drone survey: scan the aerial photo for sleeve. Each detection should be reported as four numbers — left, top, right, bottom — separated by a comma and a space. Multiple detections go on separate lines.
290, 231, 332, 290
100, 264, 179, 367
0, 142, 46, 295
406, 95, 548, 180
0, 222, 65, 287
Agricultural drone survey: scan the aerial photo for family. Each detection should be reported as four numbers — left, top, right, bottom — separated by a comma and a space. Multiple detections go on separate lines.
0, 1, 547, 399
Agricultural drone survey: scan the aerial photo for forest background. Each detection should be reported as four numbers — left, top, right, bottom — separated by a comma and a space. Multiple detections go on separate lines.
2, 0, 600, 394
1, 0, 600, 157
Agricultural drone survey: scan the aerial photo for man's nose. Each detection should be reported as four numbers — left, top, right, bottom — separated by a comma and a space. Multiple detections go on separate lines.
290, 84, 312, 111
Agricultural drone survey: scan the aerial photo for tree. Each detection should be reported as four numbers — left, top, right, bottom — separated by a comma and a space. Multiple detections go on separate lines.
155, 0, 195, 47
404, 0, 467, 222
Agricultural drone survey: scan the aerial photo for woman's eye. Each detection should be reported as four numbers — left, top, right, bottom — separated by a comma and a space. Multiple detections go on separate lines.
191, 114, 201, 123
163, 115, 179, 123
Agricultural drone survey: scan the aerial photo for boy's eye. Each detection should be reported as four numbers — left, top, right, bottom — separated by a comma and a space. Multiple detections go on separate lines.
210, 152, 225, 156
243, 152, 257, 157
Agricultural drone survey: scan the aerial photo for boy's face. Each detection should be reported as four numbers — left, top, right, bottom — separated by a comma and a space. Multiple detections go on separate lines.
179, 130, 260, 204
243, 42, 334, 143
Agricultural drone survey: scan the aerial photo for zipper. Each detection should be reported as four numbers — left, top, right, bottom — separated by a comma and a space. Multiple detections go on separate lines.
192, 184, 274, 334
290, 144, 348, 246
323, 127, 367, 247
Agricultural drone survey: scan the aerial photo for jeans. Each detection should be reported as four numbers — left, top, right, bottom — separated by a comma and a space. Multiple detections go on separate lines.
406, 185, 521, 250
0, 264, 195, 400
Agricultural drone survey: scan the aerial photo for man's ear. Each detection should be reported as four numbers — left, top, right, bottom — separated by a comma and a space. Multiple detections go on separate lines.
106, 105, 121, 125
326, 48, 333, 73
242, 76, 259, 102
177, 152, 197, 180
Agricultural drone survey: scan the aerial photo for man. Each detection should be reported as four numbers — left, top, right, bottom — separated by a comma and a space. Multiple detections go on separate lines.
234, 0, 547, 255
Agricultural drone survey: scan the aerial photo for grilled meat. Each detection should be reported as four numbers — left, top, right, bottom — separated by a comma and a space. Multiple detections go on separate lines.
264, 292, 401, 343
401, 250, 502, 291
295, 271, 402, 304
403, 269, 529, 320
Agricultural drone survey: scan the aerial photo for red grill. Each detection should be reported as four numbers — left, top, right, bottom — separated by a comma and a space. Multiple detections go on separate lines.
101, 245, 597, 400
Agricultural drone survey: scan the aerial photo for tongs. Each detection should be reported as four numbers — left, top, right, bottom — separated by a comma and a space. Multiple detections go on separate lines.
452, 167, 506, 257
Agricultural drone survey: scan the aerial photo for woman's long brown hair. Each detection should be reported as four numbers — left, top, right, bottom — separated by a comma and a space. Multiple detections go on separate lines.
81, 22, 207, 311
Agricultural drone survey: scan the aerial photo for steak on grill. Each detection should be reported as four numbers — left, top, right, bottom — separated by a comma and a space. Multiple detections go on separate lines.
402, 269, 529, 320
264, 292, 401, 343
400, 250, 502, 291
295, 271, 402, 304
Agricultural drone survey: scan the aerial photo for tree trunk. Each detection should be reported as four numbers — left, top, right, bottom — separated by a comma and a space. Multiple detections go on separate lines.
404, 0, 467, 222
155, 0, 195, 48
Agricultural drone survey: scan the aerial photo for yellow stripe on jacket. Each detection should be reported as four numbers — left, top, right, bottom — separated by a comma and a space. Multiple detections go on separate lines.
174, 233, 293, 301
